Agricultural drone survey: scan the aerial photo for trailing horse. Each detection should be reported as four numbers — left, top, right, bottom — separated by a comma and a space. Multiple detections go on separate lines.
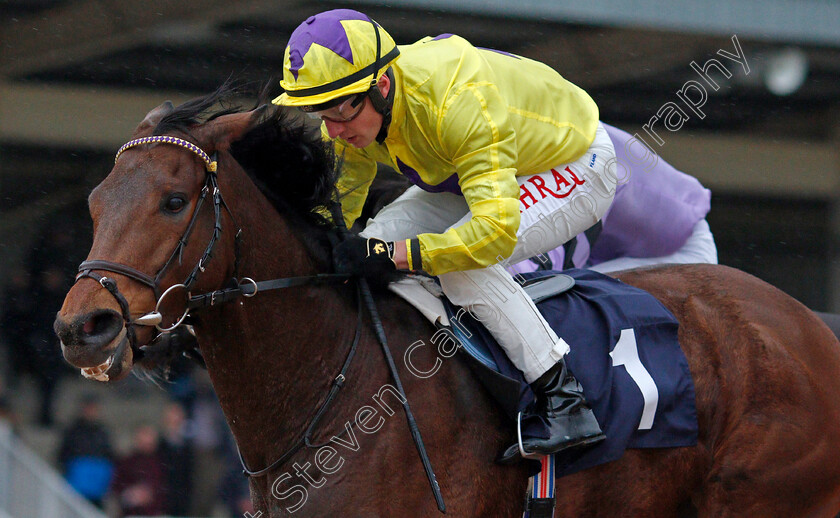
55, 88, 840, 517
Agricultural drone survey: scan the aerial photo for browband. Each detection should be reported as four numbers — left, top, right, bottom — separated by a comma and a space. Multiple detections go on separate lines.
115, 135, 217, 173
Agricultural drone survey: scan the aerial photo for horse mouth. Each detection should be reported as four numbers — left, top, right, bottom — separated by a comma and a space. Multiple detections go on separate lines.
72, 329, 134, 382
81, 355, 116, 381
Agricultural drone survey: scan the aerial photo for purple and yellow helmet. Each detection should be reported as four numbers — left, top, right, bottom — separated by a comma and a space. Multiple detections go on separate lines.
272, 9, 400, 107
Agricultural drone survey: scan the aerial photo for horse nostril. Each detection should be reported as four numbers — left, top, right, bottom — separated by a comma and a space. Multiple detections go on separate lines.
83, 312, 119, 338
81, 310, 123, 345
55, 310, 124, 348
83, 318, 96, 335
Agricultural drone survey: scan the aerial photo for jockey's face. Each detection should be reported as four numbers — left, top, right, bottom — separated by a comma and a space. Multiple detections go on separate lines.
322, 74, 390, 148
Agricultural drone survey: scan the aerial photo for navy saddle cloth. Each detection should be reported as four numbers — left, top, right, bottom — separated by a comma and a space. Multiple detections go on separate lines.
443, 268, 698, 477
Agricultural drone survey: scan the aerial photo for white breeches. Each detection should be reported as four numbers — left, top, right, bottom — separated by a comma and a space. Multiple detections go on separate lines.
362, 122, 617, 382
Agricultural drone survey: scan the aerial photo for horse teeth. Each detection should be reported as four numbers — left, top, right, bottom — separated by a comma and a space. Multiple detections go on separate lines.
80, 355, 114, 381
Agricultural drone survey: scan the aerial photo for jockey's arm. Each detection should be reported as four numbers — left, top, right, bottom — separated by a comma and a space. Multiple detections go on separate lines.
410, 81, 521, 276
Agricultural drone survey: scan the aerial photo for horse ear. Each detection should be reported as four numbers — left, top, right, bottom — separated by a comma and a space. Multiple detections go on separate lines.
134, 101, 175, 135
200, 105, 268, 152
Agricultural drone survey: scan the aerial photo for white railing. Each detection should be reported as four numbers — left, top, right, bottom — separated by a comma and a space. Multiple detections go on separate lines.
0, 422, 107, 518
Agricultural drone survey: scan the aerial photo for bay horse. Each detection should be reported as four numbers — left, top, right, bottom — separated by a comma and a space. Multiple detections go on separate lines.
54, 87, 840, 517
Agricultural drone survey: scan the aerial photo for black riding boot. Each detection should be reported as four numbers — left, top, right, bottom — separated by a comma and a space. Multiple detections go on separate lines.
498, 357, 605, 464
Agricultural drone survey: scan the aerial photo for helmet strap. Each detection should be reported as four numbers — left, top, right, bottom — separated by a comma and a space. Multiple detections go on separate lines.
370, 68, 395, 144
363, 17, 394, 144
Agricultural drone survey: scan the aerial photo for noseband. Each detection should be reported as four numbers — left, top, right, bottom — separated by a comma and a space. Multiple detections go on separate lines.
75, 135, 242, 360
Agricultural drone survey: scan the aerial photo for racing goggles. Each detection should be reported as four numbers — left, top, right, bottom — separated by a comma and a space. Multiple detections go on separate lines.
303, 93, 367, 123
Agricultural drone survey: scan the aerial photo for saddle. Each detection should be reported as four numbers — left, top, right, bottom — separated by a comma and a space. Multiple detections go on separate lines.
390, 268, 698, 478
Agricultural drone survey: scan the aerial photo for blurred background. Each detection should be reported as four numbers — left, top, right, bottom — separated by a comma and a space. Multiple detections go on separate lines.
0, 0, 839, 517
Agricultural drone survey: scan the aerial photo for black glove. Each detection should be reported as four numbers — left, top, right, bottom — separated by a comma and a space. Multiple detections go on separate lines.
334, 236, 397, 278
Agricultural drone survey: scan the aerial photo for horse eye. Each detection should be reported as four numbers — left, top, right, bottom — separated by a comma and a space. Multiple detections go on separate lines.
163, 194, 187, 214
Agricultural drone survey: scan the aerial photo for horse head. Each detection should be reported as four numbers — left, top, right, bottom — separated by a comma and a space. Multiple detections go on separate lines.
54, 86, 335, 383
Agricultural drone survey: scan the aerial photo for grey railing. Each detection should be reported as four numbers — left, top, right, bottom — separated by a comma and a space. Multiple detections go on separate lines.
0, 422, 107, 518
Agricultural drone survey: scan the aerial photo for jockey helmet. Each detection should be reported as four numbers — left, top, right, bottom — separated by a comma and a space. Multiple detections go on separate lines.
272, 9, 400, 109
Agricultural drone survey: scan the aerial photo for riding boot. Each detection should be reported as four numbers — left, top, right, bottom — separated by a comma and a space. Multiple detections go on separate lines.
498, 356, 605, 464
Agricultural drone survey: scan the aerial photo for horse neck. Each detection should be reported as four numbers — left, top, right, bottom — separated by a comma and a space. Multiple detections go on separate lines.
195, 157, 524, 512
198, 153, 357, 456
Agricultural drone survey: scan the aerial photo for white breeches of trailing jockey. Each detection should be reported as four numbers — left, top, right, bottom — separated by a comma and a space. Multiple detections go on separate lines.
590, 219, 718, 273
361, 122, 617, 383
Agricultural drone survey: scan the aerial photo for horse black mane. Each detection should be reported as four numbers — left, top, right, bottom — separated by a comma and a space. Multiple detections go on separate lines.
153, 83, 341, 231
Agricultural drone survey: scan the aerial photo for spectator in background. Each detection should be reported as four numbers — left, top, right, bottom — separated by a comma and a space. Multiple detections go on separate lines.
188, 378, 229, 516
0, 393, 20, 434
218, 430, 255, 518
159, 402, 194, 516
111, 424, 166, 517
2, 208, 86, 427
28, 263, 75, 426
1, 265, 69, 427
57, 393, 114, 508
164, 354, 198, 417
0, 272, 37, 391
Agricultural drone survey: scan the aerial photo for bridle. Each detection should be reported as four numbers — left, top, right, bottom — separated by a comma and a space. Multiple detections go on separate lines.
75, 135, 242, 362
74, 134, 445, 512
76, 135, 350, 358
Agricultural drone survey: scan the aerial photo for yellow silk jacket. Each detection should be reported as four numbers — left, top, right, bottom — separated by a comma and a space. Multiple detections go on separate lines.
330, 34, 599, 276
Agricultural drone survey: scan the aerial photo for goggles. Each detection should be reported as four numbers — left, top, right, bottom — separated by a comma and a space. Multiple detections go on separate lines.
304, 94, 367, 123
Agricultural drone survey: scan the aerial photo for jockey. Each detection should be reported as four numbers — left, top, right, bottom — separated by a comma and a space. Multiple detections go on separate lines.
508, 123, 717, 276
273, 9, 617, 462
